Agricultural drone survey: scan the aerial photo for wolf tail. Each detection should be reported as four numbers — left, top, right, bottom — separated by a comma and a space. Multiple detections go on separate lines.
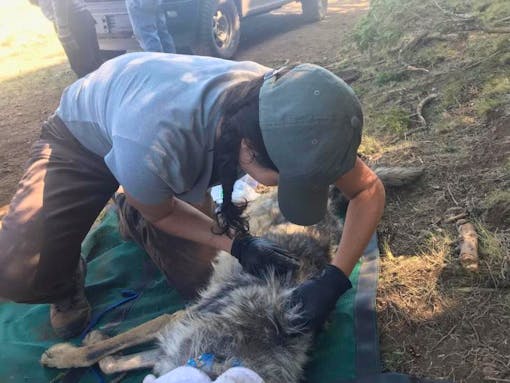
374, 166, 424, 187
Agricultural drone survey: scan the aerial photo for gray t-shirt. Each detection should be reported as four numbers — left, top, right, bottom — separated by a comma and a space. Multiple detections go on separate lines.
56, 52, 269, 204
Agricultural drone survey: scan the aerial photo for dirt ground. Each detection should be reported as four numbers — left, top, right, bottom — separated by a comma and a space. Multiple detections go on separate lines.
1, 0, 509, 382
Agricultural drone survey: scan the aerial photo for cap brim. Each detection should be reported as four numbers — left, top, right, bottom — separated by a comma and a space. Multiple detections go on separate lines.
277, 176, 329, 226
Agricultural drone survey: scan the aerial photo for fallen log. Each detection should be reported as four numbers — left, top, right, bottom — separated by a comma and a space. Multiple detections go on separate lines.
458, 222, 479, 272
416, 93, 439, 127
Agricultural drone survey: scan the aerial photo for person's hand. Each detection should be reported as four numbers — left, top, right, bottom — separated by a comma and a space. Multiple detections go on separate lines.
290, 264, 352, 333
231, 234, 299, 277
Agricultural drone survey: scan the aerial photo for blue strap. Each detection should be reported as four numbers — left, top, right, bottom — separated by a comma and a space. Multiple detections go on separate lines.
186, 353, 244, 376
186, 353, 215, 374
76, 289, 140, 383
79, 289, 140, 341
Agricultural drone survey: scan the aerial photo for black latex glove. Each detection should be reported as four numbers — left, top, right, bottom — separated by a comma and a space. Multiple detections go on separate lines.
290, 264, 352, 333
231, 234, 299, 277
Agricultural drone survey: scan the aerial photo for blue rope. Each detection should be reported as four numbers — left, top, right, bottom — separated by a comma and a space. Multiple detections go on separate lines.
79, 289, 140, 341
76, 289, 140, 383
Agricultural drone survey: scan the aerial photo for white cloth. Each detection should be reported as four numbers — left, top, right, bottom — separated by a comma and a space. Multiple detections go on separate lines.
210, 175, 260, 205
143, 366, 264, 383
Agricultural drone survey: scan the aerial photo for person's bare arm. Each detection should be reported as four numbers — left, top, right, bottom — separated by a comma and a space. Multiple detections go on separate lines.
124, 192, 233, 253
124, 191, 299, 276
289, 157, 385, 333
333, 157, 386, 275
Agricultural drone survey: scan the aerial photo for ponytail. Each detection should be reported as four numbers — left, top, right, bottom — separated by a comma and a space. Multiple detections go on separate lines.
213, 76, 276, 237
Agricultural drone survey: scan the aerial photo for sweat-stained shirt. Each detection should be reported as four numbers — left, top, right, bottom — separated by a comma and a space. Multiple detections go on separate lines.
56, 52, 269, 204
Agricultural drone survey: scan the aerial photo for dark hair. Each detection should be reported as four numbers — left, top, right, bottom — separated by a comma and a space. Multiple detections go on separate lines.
213, 77, 277, 237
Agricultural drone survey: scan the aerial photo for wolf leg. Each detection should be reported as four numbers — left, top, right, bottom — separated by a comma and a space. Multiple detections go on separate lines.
99, 348, 161, 374
41, 312, 182, 369
80, 323, 162, 374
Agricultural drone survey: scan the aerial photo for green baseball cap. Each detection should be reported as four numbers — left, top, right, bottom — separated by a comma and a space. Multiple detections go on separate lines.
259, 64, 363, 225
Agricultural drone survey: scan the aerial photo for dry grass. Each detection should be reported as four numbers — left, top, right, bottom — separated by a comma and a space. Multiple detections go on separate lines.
378, 232, 510, 382
336, 0, 510, 381
378, 233, 452, 326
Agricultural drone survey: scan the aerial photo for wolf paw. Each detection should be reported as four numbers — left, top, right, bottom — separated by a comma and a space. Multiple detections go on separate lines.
40, 342, 90, 368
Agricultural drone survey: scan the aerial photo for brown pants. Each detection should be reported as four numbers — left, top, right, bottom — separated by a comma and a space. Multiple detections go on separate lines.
115, 193, 216, 298
0, 116, 215, 303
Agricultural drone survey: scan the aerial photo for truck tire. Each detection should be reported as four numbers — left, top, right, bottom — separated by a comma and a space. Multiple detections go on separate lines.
193, 0, 240, 59
301, 0, 328, 22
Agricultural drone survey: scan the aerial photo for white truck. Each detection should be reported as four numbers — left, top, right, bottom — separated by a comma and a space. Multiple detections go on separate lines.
85, 0, 328, 59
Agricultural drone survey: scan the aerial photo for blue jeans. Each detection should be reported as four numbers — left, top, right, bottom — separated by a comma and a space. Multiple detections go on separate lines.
126, 0, 176, 53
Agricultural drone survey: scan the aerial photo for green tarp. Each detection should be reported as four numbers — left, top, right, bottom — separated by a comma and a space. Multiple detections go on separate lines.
0, 209, 379, 382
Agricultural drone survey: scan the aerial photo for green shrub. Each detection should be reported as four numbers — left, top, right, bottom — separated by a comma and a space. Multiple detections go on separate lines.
474, 76, 510, 117
374, 108, 411, 134
375, 71, 409, 86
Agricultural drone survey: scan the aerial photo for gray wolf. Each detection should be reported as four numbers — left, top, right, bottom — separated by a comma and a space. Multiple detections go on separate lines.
40, 166, 422, 382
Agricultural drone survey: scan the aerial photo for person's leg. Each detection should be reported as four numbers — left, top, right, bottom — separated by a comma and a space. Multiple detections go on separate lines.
156, 10, 176, 53
67, 9, 104, 77
126, 0, 164, 52
115, 193, 217, 299
57, 6, 103, 78
0, 115, 118, 336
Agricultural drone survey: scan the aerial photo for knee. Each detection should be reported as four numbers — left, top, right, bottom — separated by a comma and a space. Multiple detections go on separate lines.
0, 263, 35, 303
0, 247, 49, 304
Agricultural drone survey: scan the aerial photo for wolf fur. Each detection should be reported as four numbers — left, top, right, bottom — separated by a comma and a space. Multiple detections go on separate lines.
152, 188, 340, 381
40, 166, 422, 382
